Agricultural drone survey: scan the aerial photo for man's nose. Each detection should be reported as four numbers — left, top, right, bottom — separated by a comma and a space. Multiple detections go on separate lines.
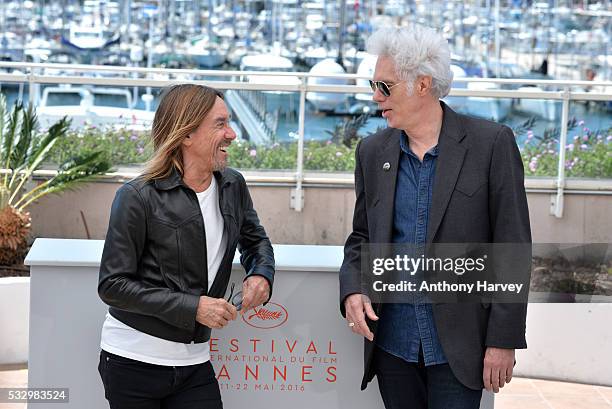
227, 126, 237, 140
372, 88, 386, 103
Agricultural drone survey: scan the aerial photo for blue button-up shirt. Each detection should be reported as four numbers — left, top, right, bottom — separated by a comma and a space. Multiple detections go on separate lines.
376, 131, 448, 366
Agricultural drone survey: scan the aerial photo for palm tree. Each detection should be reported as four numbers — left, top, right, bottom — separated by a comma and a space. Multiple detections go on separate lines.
0, 94, 111, 266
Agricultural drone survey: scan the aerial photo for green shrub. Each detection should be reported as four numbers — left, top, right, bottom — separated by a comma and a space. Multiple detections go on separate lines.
47, 125, 153, 166
45, 120, 611, 179
518, 118, 612, 178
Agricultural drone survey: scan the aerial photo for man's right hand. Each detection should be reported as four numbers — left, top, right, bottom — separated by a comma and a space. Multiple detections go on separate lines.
196, 296, 237, 329
344, 294, 379, 341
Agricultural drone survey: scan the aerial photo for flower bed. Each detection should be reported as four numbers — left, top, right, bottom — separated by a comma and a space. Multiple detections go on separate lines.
46, 120, 612, 178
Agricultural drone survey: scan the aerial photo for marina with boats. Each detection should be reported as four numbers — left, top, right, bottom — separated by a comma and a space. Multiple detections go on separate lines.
0, 0, 610, 145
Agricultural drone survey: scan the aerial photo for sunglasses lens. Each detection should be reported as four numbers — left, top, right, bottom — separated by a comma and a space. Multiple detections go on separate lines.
232, 292, 243, 311
368, 80, 376, 92
380, 82, 391, 97
370, 80, 391, 97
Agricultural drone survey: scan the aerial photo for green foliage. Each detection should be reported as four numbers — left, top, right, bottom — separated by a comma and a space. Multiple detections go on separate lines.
227, 139, 356, 171
325, 113, 372, 148
47, 124, 153, 166
0, 95, 112, 211
518, 117, 612, 178
40, 114, 611, 179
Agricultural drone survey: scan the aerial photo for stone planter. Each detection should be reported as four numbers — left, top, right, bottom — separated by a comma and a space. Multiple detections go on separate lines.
0, 277, 29, 365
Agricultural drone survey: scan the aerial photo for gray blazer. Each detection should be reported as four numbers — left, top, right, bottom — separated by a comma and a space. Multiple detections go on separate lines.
339, 102, 531, 390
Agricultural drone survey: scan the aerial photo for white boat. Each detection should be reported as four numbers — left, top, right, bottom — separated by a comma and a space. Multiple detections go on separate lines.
354, 53, 377, 103
186, 37, 227, 68
67, 22, 107, 50
303, 46, 336, 68
442, 64, 469, 111
463, 82, 512, 122
240, 54, 301, 89
514, 86, 560, 121
239, 54, 300, 123
306, 59, 349, 112
37, 86, 155, 131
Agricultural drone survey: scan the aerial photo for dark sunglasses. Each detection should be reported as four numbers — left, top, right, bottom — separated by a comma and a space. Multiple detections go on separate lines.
226, 282, 243, 311
368, 80, 404, 97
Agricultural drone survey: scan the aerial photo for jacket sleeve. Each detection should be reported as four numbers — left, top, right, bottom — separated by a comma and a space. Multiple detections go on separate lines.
485, 126, 532, 349
237, 176, 275, 301
339, 139, 369, 317
98, 183, 200, 331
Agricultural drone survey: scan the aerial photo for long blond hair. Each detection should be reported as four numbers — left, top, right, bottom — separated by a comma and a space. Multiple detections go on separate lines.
142, 84, 224, 181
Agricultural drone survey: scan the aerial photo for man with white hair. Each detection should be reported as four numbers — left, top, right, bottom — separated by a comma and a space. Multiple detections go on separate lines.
339, 25, 531, 409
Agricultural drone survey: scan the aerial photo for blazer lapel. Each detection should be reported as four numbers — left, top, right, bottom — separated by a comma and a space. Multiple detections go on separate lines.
427, 104, 467, 243
375, 129, 401, 244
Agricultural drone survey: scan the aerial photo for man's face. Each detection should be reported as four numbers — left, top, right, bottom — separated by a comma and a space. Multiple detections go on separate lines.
184, 97, 236, 172
372, 55, 417, 130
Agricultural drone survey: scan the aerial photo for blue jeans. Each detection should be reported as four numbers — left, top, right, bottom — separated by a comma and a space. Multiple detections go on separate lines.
374, 347, 483, 409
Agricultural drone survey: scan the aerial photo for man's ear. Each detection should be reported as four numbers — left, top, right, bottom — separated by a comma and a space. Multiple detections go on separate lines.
418, 75, 433, 96
182, 134, 192, 147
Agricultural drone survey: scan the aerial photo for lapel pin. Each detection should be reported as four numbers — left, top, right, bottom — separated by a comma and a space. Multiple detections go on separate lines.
383, 162, 391, 171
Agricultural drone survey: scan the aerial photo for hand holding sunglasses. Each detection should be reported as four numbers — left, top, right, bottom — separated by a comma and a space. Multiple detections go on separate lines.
237, 276, 270, 314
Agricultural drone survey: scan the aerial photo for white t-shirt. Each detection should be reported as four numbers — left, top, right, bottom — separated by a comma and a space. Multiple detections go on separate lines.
100, 177, 227, 366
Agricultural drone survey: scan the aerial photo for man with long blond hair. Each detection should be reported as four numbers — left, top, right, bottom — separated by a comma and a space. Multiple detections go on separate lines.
97, 84, 275, 408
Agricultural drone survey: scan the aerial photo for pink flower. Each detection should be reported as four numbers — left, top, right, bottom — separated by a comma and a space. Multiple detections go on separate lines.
566, 144, 574, 151
249, 149, 257, 157
578, 120, 584, 126
336, 152, 343, 157
580, 144, 588, 150
529, 160, 537, 172
583, 135, 589, 141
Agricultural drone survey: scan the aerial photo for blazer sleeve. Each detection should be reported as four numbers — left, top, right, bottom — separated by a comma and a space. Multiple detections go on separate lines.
485, 125, 532, 349
339, 139, 369, 317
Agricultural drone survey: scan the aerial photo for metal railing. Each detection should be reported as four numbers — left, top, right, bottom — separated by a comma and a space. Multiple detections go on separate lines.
1, 61, 611, 216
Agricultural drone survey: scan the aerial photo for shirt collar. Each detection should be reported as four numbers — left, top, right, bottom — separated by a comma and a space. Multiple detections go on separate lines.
399, 131, 439, 159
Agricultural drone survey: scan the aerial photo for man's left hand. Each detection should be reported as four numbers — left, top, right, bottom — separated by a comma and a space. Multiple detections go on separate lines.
483, 347, 515, 393
241, 276, 270, 313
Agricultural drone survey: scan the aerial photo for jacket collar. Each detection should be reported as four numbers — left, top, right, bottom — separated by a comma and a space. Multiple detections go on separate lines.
374, 101, 467, 244
426, 101, 468, 242
154, 167, 237, 191
439, 100, 466, 143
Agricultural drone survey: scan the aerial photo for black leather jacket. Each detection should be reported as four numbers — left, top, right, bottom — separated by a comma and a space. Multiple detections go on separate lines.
98, 167, 275, 343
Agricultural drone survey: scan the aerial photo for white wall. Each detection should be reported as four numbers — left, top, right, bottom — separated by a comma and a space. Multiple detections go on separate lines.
0, 277, 30, 364
515, 303, 612, 386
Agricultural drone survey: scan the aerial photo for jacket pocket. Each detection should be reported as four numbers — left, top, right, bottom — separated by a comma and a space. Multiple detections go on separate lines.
149, 218, 182, 290
455, 179, 486, 197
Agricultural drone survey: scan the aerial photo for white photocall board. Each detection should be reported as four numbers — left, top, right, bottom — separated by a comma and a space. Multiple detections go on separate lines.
25, 239, 493, 409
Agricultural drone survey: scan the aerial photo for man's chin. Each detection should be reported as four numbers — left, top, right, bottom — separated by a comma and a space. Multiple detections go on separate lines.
213, 160, 227, 172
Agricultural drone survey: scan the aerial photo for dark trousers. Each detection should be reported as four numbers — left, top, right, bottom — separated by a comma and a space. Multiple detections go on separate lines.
98, 350, 223, 409
374, 347, 482, 409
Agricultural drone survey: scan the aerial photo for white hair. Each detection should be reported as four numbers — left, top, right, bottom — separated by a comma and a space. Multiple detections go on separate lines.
366, 25, 453, 99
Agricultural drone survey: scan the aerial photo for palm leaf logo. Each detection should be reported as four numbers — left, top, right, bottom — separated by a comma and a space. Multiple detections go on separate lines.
248, 307, 283, 321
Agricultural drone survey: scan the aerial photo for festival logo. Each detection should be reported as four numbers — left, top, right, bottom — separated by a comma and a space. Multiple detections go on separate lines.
242, 302, 288, 329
